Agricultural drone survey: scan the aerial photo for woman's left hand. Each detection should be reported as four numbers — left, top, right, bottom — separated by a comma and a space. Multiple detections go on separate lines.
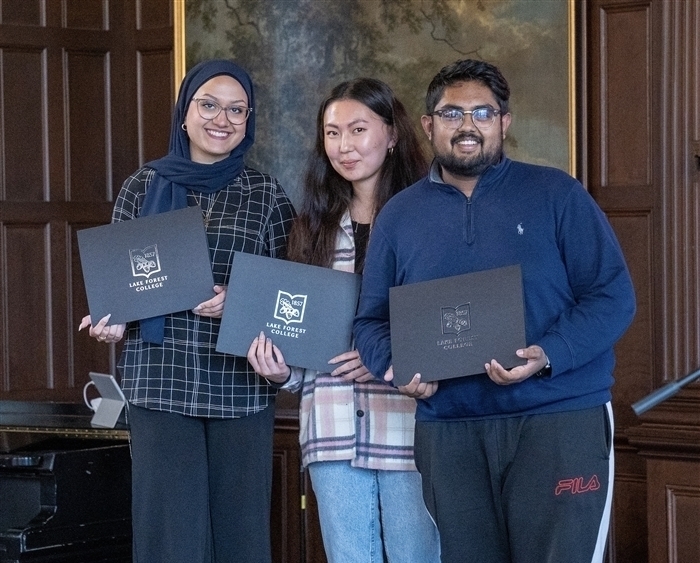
78, 314, 126, 344
247, 331, 291, 384
192, 285, 226, 318
329, 350, 374, 382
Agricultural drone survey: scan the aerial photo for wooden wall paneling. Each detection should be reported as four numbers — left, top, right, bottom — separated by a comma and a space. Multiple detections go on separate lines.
589, 0, 700, 561
65, 0, 106, 30
607, 213, 653, 431
0, 39, 52, 397
586, 1, 660, 561
625, 432, 700, 563
136, 0, 174, 165
589, 0, 656, 434
59, 0, 115, 397
0, 0, 42, 26
272, 401, 303, 563
604, 8, 652, 189
61, 5, 117, 386
610, 445, 649, 563
301, 473, 328, 563
137, 48, 174, 164
3, 224, 49, 394
50, 218, 69, 389
664, 483, 700, 563
591, 2, 654, 204
70, 220, 114, 383
66, 50, 110, 202
108, 1, 138, 197
274, 390, 327, 563
139, 0, 172, 28
658, 0, 700, 382
2, 49, 46, 202
0, 220, 4, 390
0, 0, 173, 402
608, 211, 653, 560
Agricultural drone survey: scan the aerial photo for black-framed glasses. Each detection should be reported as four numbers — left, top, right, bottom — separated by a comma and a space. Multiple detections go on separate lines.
430, 106, 501, 130
192, 98, 252, 125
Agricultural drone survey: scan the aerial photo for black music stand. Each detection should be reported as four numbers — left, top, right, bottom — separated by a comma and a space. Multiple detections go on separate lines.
632, 367, 700, 415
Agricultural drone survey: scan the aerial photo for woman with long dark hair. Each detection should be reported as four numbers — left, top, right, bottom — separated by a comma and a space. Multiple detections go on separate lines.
248, 78, 440, 563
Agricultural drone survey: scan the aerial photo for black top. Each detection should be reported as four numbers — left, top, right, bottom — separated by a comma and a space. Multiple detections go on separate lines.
352, 221, 371, 273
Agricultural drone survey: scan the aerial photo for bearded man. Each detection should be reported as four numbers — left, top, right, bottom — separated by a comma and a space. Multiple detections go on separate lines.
354, 59, 636, 563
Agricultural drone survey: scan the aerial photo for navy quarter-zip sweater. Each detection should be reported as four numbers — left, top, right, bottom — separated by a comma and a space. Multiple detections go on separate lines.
354, 157, 636, 421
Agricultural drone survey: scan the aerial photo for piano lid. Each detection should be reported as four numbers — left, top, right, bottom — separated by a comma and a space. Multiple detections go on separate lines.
0, 401, 128, 440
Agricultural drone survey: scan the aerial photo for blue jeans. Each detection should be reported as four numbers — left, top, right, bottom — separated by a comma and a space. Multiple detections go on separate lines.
308, 461, 440, 563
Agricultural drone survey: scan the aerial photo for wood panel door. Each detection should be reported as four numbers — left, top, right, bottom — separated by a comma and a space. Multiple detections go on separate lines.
0, 0, 173, 402
586, 0, 700, 561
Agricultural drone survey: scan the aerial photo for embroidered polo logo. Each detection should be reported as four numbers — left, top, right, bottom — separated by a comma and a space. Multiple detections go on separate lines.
441, 304, 471, 335
555, 475, 601, 496
517, 223, 524, 235
274, 291, 307, 325
129, 245, 161, 278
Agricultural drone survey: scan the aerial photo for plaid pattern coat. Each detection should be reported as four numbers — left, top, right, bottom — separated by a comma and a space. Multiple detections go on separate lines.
287, 210, 419, 471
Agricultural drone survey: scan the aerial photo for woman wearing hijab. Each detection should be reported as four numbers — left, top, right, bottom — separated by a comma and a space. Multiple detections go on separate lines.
79, 59, 295, 563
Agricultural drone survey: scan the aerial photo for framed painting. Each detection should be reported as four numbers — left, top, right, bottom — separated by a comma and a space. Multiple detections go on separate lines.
174, 0, 577, 206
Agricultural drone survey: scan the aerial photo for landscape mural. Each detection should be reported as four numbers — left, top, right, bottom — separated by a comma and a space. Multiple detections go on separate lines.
184, 0, 572, 205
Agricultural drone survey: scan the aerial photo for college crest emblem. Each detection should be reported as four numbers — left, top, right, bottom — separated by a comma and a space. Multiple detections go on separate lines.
129, 245, 161, 278
274, 291, 307, 325
441, 304, 471, 335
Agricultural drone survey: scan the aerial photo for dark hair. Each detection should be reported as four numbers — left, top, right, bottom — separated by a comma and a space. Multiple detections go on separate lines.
287, 78, 427, 270
425, 59, 510, 115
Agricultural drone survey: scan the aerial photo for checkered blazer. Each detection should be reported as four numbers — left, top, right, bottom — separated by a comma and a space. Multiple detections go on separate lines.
114, 166, 295, 418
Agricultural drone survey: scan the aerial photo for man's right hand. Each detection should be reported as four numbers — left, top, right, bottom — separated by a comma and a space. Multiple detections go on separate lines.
384, 366, 438, 399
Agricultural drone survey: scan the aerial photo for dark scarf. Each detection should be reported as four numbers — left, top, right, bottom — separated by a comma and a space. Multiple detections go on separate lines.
138, 59, 256, 344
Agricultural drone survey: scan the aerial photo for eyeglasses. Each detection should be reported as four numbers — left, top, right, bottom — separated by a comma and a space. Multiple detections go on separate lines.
430, 106, 501, 130
192, 98, 252, 125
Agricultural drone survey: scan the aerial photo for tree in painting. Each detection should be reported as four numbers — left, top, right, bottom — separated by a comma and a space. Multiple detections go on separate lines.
185, 0, 569, 204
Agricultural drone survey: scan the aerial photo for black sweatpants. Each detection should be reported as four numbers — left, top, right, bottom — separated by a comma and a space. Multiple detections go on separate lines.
127, 404, 275, 563
414, 404, 614, 563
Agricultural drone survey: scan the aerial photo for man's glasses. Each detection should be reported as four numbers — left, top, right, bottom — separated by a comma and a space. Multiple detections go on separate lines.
192, 98, 252, 125
430, 106, 501, 130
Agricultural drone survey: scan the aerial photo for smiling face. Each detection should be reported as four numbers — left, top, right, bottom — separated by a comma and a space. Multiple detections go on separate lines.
184, 75, 248, 164
421, 80, 511, 193
323, 99, 396, 193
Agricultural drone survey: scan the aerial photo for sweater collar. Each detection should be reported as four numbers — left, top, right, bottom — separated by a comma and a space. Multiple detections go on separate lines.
428, 155, 511, 196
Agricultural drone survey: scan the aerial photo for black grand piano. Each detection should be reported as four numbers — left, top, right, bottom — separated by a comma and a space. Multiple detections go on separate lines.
0, 401, 131, 563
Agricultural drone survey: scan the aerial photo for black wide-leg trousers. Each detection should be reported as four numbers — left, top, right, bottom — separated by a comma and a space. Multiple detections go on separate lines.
127, 404, 275, 563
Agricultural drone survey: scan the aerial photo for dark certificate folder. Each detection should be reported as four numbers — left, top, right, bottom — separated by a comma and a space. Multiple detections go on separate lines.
389, 264, 527, 386
77, 206, 215, 325
216, 252, 362, 372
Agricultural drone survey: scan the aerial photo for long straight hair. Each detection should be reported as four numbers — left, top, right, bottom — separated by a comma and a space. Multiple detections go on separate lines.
287, 78, 427, 271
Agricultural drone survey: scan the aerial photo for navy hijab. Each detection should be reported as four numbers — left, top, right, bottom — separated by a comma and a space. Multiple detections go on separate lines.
139, 59, 255, 343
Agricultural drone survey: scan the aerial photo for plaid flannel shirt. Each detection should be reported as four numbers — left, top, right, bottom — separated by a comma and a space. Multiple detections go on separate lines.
288, 210, 419, 471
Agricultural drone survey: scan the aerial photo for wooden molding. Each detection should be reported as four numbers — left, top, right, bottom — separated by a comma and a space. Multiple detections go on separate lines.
626, 390, 700, 460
